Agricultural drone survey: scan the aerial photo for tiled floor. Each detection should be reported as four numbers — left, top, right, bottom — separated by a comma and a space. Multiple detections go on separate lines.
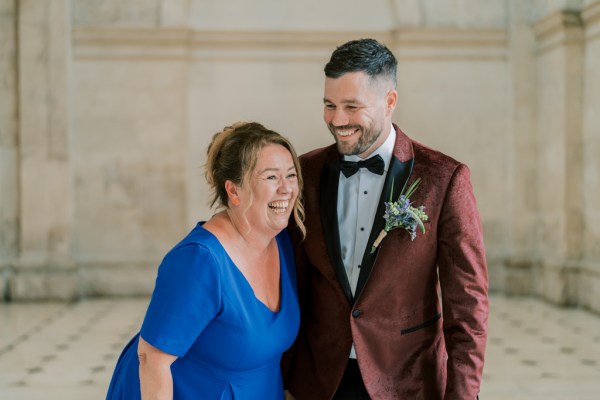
0, 299, 147, 400
0, 295, 599, 400
481, 296, 600, 400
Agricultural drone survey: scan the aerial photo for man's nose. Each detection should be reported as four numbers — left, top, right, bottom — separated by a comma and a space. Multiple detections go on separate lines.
330, 109, 349, 127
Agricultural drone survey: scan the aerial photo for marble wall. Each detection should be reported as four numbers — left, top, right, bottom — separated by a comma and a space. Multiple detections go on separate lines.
0, 0, 18, 301
499, 0, 600, 312
579, 1, 600, 310
0, 0, 598, 311
532, 8, 585, 303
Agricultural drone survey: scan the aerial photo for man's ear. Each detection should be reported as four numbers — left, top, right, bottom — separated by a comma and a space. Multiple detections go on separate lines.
386, 89, 398, 116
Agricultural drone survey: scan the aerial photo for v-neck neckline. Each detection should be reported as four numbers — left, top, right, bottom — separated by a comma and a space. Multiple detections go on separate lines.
200, 224, 284, 314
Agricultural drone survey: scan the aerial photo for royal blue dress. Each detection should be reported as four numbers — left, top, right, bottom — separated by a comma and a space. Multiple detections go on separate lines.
106, 223, 300, 400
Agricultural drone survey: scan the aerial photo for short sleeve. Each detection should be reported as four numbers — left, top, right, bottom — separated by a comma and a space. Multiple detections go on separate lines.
140, 244, 221, 357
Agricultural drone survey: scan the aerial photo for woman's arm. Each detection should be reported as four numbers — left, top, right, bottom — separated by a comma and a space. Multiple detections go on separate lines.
138, 336, 178, 400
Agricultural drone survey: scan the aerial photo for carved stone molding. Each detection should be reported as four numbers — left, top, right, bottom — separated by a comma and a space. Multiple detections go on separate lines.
73, 27, 192, 60
582, 0, 600, 41
73, 27, 507, 62
533, 10, 584, 54
392, 27, 507, 60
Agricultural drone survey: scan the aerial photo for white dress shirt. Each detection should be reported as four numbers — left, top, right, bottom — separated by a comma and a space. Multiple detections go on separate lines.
337, 125, 396, 358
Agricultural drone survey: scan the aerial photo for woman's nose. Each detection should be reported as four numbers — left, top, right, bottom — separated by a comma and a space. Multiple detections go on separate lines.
278, 178, 293, 193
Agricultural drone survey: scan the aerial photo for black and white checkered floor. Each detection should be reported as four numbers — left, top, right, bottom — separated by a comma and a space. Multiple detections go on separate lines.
1, 294, 599, 399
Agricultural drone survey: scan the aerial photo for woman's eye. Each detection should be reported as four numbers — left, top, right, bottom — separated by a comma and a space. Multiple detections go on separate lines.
287, 173, 298, 179
266, 175, 278, 180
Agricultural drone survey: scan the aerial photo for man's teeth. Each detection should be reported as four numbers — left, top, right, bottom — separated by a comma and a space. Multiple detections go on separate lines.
337, 129, 356, 137
268, 201, 289, 213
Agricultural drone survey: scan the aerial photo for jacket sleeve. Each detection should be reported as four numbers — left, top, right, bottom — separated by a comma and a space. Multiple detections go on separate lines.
437, 164, 488, 399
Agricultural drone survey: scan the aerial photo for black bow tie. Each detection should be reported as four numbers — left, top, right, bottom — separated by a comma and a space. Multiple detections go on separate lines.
339, 154, 385, 178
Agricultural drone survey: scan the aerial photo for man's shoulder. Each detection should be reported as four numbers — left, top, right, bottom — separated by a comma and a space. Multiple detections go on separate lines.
398, 131, 469, 183
412, 140, 462, 166
299, 144, 338, 170
300, 144, 336, 160
395, 125, 464, 169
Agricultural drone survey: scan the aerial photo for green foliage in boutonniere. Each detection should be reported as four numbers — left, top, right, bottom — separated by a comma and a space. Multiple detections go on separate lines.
370, 177, 428, 253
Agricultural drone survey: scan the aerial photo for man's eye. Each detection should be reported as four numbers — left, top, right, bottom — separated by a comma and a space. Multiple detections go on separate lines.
324, 104, 335, 110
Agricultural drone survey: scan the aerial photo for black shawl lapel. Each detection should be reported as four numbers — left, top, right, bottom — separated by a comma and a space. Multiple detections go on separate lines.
354, 154, 414, 301
320, 159, 353, 303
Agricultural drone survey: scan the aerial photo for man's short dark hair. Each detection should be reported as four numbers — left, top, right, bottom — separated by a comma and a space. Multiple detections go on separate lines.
324, 38, 397, 85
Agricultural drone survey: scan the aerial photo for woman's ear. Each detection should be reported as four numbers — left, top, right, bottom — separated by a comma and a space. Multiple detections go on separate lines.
225, 180, 240, 206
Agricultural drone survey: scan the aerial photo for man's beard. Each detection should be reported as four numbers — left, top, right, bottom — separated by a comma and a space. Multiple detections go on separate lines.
329, 124, 383, 156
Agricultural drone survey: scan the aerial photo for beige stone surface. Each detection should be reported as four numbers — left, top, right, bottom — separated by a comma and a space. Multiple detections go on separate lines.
72, 59, 188, 262
420, 0, 507, 27
582, 1, 600, 264
0, 0, 599, 307
188, 0, 394, 31
10, 270, 78, 301
534, 17, 583, 262
18, 0, 72, 260
79, 263, 157, 297
506, 0, 539, 265
72, 0, 161, 26
0, 0, 18, 271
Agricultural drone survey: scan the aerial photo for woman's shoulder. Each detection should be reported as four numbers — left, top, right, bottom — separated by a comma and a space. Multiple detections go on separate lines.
162, 223, 222, 263
175, 222, 212, 245
154, 223, 228, 285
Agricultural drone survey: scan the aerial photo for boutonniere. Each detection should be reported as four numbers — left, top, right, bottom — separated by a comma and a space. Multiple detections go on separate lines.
370, 177, 428, 253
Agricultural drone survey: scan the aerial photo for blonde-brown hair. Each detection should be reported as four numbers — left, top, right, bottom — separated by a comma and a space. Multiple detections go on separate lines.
205, 121, 305, 239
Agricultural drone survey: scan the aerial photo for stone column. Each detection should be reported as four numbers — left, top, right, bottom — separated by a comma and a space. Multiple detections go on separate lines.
14, 0, 75, 300
532, 9, 584, 304
0, 0, 19, 301
580, 0, 600, 312
502, 0, 540, 295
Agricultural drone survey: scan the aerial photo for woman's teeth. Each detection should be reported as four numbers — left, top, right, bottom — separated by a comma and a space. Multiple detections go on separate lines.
268, 201, 289, 213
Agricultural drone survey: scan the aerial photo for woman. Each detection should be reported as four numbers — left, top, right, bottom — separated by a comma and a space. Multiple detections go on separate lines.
106, 121, 305, 399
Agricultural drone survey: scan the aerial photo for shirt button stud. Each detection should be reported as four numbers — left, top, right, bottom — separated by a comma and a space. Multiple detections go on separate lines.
352, 309, 361, 318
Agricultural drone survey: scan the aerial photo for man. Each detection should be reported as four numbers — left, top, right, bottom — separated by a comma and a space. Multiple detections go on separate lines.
284, 39, 488, 399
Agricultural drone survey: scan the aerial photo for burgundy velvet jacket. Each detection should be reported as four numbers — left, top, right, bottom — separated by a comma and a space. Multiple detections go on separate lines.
284, 125, 488, 399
